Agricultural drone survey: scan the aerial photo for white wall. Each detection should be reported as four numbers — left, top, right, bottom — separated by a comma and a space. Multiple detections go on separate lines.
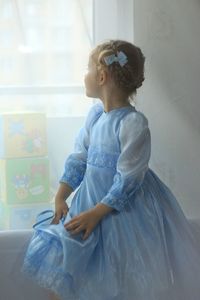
134, 0, 200, 218
93, 0, 134, 44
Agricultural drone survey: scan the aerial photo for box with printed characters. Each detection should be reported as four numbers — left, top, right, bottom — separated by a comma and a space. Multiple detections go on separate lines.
0, 201, 54, 230
0, 200, 9, 230
0, 112, 47, 158
0, 157, 50, 204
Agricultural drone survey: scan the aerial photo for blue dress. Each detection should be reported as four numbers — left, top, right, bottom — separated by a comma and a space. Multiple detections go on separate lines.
22, 103, 200, 300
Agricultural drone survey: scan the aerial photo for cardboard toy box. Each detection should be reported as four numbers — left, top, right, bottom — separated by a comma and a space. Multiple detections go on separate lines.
0, 201, 54, 230
0, 157, 50, 205
0, 201, 9, 230
0, 112, 47, 158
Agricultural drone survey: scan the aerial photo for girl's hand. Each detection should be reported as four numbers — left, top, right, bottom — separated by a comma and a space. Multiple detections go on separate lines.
51, 198, 69, 224
64, 208, 103, 240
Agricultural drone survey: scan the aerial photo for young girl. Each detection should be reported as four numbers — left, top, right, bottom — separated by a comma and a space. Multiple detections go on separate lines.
22, 40, 200, 300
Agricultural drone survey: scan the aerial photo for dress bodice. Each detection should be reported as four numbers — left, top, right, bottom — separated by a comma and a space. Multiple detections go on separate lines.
87, 105, 137, 171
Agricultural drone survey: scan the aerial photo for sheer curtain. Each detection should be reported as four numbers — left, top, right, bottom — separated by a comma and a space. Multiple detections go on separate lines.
0, 0, 134, 230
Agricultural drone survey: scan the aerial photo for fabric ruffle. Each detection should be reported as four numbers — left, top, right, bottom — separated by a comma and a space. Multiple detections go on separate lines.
22, 212, 99, 300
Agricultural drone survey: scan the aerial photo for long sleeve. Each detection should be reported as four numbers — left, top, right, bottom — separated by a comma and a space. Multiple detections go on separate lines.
59, 103, 103, 190
100, 112, 151, 212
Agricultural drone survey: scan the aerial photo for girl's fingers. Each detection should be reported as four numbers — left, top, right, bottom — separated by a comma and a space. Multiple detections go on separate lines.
63, 210, 68, 217
69, 226, 83, 235
53, 212, 62, 224
82, 229, 91, 240
51, 218, 56, 224
65, 220, 81, 230
65, 217, 79, 227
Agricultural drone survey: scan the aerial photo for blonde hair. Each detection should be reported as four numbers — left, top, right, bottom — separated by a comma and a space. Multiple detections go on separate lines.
91, 39, 146, 102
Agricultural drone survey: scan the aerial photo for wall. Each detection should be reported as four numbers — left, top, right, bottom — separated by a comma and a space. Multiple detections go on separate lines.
134, 0, 200, 218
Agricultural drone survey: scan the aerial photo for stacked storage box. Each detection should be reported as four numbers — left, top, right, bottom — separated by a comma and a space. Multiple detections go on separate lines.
0, 112, 52, 230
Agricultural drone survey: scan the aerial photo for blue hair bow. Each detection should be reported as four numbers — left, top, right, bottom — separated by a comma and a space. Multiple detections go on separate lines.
103, 51, 128, 67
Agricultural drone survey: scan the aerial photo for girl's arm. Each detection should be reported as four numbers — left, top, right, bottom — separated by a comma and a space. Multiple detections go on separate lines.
100, 112, 151, 213
55, 182, 73, 202
59, 103, 103, 191
53, 104, 103, 224
64, 203, 114, 240
51, 183, 73, 224
92, 203, 114, 218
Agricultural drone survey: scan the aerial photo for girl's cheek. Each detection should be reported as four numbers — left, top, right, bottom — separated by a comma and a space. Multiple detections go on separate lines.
84, 73, 91, 87
84, 75, 88, 85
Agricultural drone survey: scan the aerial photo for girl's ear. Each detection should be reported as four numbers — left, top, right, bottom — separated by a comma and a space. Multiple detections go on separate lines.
97, 69, 107, 86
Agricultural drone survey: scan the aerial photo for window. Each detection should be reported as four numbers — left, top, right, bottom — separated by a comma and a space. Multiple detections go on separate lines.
0, 0, 134, 230
0, 0, 94, 115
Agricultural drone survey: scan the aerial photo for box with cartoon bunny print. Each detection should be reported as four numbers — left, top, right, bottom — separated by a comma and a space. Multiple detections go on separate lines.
0, 112, 47, 158
0, 157, 49, 204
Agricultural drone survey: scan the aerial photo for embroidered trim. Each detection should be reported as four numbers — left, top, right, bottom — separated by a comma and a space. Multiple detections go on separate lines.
60, 156, 86, 190
101, 172, 144, 212
87, 146, 119, 170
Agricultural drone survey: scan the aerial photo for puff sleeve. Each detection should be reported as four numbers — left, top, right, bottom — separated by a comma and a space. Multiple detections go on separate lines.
100, 112, 151, 212
59, 103, 103, 190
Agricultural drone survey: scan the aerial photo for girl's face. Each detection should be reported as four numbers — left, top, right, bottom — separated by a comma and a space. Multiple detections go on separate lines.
84, 55, 100, 98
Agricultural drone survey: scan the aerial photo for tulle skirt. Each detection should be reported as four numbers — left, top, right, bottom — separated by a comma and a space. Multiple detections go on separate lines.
21, 168, 200, 300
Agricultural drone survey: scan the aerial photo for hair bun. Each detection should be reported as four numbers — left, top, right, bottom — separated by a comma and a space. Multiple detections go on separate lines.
135, 75, 145, 89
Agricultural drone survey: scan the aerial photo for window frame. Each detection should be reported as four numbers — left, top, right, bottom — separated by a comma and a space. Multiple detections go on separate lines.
0, 0, 134, 100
